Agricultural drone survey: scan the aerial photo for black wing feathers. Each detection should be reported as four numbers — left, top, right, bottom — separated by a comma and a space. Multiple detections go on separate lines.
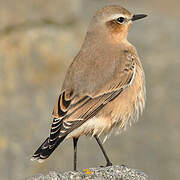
32, 85, 128, 161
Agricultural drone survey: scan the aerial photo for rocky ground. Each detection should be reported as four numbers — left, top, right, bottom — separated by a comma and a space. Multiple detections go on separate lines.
26, 165, 148, 180
0, 0, 180, 180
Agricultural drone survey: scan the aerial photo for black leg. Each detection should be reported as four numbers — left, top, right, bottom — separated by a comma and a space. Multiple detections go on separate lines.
73, 137, 79, 171
94, 135, 112, 167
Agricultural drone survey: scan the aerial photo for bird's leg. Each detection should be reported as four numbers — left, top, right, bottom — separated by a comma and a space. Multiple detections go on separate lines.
73, 137, 79, 171
94, 135, 112, 167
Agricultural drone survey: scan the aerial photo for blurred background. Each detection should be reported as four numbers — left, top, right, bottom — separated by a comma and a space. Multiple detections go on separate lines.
0, 0, 179, 179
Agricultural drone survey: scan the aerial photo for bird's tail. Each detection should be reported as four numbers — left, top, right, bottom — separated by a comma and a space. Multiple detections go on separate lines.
31, 136, 66, 163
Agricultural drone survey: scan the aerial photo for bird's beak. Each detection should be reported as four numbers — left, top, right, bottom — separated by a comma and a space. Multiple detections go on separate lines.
131, 14, 147, 21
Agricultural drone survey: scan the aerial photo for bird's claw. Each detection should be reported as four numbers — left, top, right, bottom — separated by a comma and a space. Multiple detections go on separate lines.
106, 161, 113, 167
100, 162, 112, 168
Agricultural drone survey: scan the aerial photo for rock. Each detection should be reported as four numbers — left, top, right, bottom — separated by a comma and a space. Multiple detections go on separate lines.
26, 165, 148, 180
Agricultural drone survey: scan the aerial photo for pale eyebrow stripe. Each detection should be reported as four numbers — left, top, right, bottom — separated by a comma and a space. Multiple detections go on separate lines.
106, 14, 126, 21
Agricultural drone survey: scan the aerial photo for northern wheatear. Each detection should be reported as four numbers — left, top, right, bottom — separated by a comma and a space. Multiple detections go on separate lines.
31, 5, 147, 171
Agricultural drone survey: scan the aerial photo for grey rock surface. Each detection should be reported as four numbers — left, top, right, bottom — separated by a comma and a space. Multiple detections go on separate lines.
26, 165, 148, 180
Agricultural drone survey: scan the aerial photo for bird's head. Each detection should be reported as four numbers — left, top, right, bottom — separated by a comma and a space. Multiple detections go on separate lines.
87, 5, 147, 43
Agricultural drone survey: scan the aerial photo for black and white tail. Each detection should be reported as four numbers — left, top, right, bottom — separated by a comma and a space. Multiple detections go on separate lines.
31, 136, 66, 162
31, 91, 73, 162
31, 117, 66, 162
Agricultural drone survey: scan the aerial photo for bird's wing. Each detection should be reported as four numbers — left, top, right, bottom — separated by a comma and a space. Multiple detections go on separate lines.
48, 57, 136, 148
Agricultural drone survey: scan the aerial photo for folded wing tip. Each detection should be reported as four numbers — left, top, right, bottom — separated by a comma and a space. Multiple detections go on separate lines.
30, 156, 36, 161
30, 156, 45, 163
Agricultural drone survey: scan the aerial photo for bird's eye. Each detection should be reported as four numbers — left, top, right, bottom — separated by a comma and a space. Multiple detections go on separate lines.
117, 17, 125, 24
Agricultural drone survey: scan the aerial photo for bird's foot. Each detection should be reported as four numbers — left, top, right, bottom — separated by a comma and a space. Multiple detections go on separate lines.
100, 161, 112, 168
106, 161, 113, 167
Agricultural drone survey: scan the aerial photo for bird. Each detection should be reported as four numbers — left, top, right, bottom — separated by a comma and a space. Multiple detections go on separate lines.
31, 5, 147, 171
